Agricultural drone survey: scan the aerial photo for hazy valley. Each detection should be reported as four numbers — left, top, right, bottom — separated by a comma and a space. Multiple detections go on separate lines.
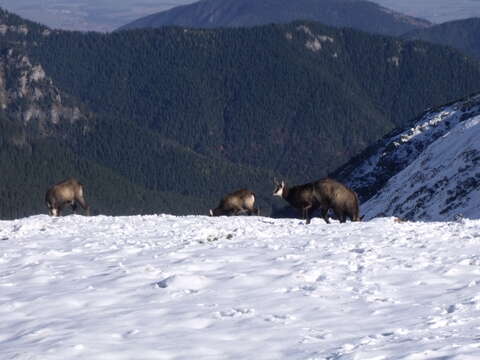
3, 0, 480, 32
0, 0, 194, 32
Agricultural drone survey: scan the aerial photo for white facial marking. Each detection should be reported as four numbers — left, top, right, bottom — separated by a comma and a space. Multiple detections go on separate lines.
273, 187, 283, 197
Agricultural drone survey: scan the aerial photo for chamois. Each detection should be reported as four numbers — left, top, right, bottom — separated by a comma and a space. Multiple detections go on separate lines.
45, 178, 90, 216
314, 178, 361, 223
273, 178, 360, 224
210, 189, 259, 216
273, 179, 319, 224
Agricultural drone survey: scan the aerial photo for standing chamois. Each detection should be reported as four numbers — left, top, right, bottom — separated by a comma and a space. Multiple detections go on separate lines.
210, 189, 259, 216
273, 178, 360, 224
45, 178, 90, 216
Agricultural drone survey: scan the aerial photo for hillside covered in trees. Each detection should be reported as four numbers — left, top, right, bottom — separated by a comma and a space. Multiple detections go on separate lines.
403, 18, 480, 60
1, 7, 480, 218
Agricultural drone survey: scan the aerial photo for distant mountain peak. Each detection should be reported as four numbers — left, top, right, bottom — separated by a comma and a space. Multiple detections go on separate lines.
118, 0, 431, 37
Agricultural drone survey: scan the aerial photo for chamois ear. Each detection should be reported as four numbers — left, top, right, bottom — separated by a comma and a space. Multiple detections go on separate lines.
273, 177, 279, 185
281, 180, 285, 187
209, 209, 214, 216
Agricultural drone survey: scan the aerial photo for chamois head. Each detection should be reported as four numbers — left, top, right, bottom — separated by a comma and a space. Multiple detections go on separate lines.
272, 178, 286, 197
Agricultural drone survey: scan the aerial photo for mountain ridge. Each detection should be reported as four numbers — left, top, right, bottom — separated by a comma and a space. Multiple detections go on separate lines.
118, 0, 431, 36
403, 17, 480, 59
333, 92, 480, 221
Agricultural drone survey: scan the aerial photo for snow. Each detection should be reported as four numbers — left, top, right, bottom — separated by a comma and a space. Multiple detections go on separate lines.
2, 214, 480, 359
336, 93, 480, 222
342, 102, 470, 192
362, 112, 480, 221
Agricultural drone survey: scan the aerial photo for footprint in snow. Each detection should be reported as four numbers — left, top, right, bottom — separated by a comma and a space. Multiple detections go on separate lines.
300, 328, 331, 344
155, 274, 211, 291
214, 308, 255, 319
264, 313, 296, 324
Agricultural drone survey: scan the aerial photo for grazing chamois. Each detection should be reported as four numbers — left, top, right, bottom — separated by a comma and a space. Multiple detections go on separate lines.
45, 178, 90, 216
273, 178, 360, 224
209, 189, 259, 216
313, 178, 361, 223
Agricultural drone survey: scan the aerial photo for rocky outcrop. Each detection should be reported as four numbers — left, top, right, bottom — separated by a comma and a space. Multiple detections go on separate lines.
0, 47, 88, 143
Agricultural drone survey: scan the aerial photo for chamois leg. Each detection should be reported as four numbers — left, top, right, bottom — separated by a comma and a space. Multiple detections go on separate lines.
71, 202, 78, 214
56, 203, 67, 217
320, 208, 330, 224
351, 210, 362, 222
244, 208, 259, 216
303, 204, 313, 224
76, 197, 90, 216
336, 210, 347, 223
46, 202, 55, 216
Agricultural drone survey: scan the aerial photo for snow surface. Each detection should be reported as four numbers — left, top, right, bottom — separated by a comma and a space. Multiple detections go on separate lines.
2, 214, 480, 359
337, 93, 480, 222
363, 115, 480, 221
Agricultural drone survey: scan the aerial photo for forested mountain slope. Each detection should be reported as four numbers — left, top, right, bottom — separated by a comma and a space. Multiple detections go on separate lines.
31, 22, 480, 182
0, 9, 276, 219
0, 45, 218, 218
2, 8, 480, 219
403, 18, 480, 59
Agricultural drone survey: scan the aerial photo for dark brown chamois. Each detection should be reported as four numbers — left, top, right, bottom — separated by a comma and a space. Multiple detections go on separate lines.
45, 178, 90, 216
209, 189, 259, 216
273, 179, 319, 224
273, 178, 360, 224
313, 178, 361, 223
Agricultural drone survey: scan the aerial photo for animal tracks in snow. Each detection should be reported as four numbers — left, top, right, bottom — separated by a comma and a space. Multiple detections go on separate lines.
214, 307, 256, 319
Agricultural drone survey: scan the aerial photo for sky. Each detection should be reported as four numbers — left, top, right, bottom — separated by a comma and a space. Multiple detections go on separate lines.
1, 0, 480, 32
374, 0, 480, 24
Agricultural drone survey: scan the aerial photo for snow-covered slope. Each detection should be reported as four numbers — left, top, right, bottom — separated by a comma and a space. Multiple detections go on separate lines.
2, 214, 480, 359
336, 93, 480, 221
